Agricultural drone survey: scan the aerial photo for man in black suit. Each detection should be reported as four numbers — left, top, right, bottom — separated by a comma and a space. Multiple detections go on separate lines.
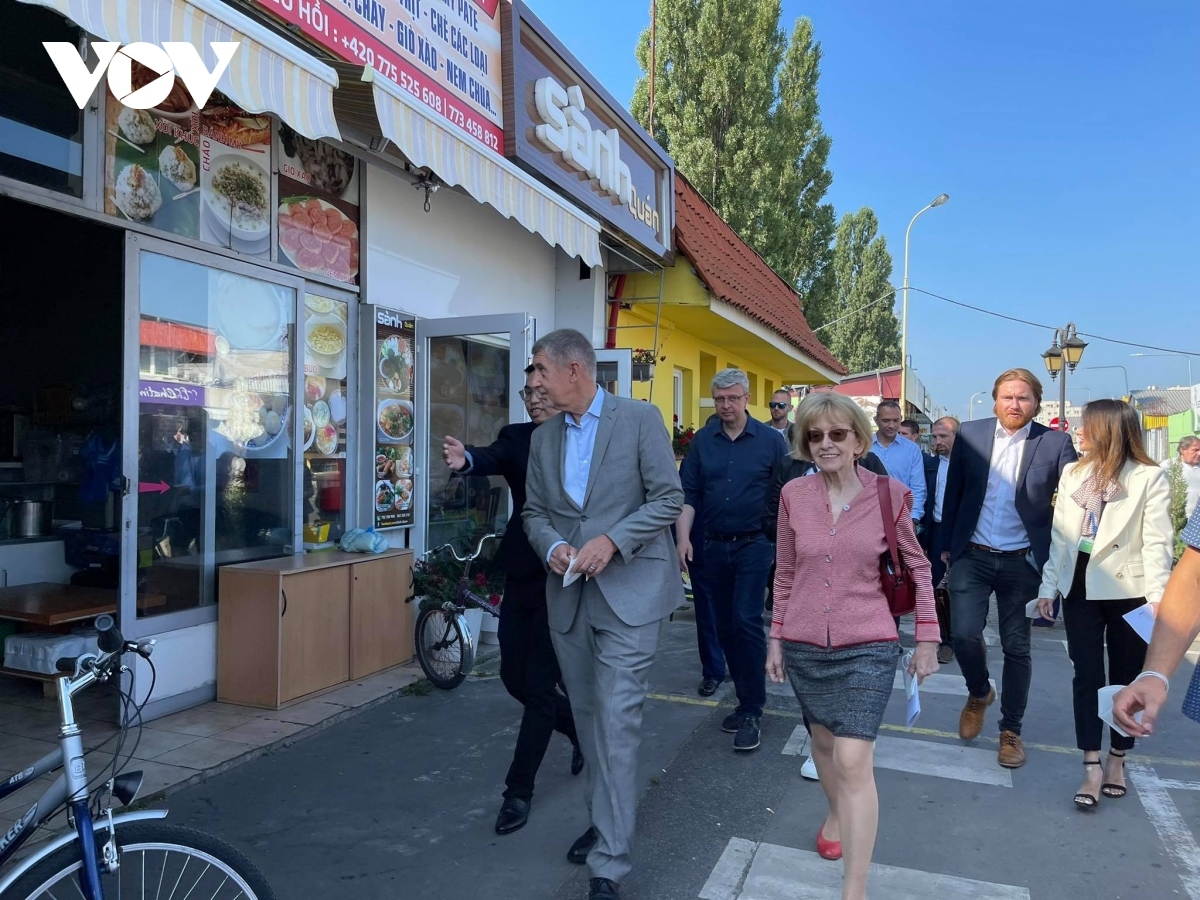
923, 417, 959, 663
443, 369, 581, 836
939, 369, 1077, 768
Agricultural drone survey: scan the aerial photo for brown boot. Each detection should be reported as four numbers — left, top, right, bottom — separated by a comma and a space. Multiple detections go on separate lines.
998, 730, 1026, 768
958, 687, 995, 740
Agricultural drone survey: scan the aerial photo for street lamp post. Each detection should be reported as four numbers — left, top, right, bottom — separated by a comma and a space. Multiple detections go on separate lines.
969, 390, 988, 420
1082, 365, 1130, 398
900, 193, 950, 419
1130, 353, 1195, 389
1042, 323, 1088, 431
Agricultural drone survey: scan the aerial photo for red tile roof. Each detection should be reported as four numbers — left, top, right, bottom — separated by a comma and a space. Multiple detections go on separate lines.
673, 173, 847, 376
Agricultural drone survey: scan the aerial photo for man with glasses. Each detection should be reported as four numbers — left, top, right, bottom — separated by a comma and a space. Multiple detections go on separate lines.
768, 389, 794, 440
677, 369, 788, 752
442, 368, 582, 837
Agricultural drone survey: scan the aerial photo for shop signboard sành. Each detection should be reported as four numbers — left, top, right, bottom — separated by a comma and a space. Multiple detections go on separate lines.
373, 307, 416, 529
252, 0, 504, 154
501, 1, 673, 263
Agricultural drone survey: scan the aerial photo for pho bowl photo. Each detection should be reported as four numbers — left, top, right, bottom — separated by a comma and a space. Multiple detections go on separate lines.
377, 399, 414, 444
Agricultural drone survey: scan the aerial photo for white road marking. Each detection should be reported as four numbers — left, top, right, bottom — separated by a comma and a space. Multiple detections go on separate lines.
1145, 776, 1200, 792
698, 836, 756, 900
891, 672, 996, 696
1130, 763, 1200, 899
780, 728, 1012, 787
720, 841, 1030, 899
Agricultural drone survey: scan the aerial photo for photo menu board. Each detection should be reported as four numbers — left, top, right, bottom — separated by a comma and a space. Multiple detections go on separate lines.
373, 308, 416, 530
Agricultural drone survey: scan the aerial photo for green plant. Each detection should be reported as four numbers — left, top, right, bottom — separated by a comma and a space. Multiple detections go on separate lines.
1167, 458, 1188, 561
632, 348, 665, 365
412, 545, 505, 611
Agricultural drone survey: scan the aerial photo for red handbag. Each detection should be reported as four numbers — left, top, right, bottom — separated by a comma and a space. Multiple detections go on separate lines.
877, 477, 917, 617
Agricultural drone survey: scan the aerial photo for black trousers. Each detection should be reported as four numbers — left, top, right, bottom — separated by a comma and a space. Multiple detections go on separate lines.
498, 574, 579, 800
926, 522, 952, 646
1061, 553, 1147, 752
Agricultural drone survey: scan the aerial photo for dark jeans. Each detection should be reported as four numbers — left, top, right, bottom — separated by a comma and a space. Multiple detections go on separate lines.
498, 575, 578, 801
927, 523, 952, 646
1062, 554, 1147, 752
690, 557, 727, 682
948, 547, 1040, 735
702, 534, 773, 718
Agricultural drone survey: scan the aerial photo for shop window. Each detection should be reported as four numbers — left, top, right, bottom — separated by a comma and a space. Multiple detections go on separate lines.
0, 3, 85, 197
135, 253, 295, 617
303, 294, 350, 546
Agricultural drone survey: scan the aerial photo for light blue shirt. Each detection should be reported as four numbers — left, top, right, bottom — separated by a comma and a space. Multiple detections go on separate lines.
871, 433, 927, 520
547, 386, 605, 561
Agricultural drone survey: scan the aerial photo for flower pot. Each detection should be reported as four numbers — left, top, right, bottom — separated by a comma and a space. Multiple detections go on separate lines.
632, 363, 655, 382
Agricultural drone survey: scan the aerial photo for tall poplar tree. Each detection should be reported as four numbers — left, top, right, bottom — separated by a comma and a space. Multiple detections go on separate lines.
631, 0, 835, 299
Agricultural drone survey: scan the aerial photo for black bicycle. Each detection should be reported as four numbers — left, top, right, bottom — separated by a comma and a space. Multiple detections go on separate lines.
413, 533, 501, 690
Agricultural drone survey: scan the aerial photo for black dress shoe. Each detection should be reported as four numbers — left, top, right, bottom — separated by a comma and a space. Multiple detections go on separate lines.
589, 877, 620, 899
494, 798, 530, 835
698, 677, 721, 697
567, 826, 598, 864
571, 743, 585, 776
722, 710, 746, 733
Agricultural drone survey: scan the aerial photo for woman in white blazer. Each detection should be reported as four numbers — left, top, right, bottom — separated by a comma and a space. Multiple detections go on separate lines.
1036, 400, 1173, 810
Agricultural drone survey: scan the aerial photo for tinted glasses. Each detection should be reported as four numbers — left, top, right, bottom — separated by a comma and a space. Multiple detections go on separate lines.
768, 402, 789, 410
806, 428, 853, 444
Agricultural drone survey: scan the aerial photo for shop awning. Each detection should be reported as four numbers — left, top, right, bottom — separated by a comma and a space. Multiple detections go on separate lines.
334, 65, 602, 269
19, 0, 340, 141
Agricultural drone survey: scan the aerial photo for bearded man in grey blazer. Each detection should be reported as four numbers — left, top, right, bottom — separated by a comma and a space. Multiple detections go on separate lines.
523, 329, 684, 900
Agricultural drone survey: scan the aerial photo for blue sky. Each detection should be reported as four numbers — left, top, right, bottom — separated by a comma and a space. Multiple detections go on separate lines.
525, 0, 1199, 419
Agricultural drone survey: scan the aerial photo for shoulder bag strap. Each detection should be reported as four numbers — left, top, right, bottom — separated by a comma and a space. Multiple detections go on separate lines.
877, 476, 903, 573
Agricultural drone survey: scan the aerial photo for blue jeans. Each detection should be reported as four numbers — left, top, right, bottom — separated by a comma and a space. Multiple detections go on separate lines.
702, 535, 773, 718
948, 547, 1040, 735
689, 556, 726, 682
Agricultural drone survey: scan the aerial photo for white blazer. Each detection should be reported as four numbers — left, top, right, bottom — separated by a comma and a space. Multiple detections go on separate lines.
1038, 460, 1173, 604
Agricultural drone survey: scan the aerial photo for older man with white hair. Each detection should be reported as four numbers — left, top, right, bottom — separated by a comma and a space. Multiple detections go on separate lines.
1164, 435, 1200, 518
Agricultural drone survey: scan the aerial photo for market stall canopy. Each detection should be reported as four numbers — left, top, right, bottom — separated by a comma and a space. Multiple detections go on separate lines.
18, 0, 340, 141
332, 63, 602, 269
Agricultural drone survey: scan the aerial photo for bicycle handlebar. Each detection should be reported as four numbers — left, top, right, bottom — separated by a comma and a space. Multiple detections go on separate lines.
426, 532, 501, 563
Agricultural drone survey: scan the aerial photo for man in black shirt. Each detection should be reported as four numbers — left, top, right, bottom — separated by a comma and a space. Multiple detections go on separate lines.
677, 369, 787, 753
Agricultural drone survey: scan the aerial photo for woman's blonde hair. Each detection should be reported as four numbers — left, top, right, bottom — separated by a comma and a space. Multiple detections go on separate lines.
1075, 399, 1155, 486
790, 392, 874, 462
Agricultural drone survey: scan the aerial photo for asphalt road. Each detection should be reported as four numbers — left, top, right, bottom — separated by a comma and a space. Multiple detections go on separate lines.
163, 612, 1200, 900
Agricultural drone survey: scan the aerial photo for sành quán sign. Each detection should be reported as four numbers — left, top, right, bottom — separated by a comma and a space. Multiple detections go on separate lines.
533, 76, 633, 207
44, 41, 239, 111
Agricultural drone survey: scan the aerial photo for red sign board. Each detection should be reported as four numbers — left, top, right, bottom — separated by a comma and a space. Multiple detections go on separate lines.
1050, 417, 1070, 430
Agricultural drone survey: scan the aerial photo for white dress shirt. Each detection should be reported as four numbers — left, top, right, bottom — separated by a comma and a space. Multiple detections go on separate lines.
933, 455, 949, 523
547, 386, 605, 561
970, 421, 1031, 550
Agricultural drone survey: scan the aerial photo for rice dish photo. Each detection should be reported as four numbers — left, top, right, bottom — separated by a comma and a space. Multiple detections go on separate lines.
307, 323, 345, 357
158, 145, 196, 191
114, 164, 162, 220
208, 159, 269, 233
117, 108, 156, 145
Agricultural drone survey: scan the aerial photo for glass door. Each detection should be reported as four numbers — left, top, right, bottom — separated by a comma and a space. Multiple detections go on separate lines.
413, 314, 530, 556
120, 233, 307, 640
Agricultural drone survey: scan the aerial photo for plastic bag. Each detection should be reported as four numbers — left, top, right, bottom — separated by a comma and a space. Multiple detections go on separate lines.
339, 528, 389, 554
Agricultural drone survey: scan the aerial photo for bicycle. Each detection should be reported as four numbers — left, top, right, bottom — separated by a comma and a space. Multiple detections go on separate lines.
0, 614, 275, 900
413, 532, 501, 690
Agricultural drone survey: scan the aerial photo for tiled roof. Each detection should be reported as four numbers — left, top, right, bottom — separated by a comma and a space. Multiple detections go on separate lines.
673, 173, 847, 376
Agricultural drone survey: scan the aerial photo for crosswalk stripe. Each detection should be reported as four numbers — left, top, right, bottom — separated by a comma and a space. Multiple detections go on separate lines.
709, 840, 1030, 899
1130, 764, 1200, 899
780, 728, 1012, 787
891, 672, 996, 696
698, 836, 756, 900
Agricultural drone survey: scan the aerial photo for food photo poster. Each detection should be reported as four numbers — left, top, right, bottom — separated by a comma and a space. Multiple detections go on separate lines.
374, 312, 416, 530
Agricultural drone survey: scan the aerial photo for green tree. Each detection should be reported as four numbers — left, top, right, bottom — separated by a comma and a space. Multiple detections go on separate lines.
812, 208, 901, 373
1166, 458, 1187, 560
631, 0, 835, 298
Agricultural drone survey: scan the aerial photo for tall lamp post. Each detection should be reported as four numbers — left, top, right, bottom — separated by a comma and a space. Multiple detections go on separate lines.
1042, 323, 1088, 431
1082, 365, 1130, 398
900, 193, 950, 417
969, 390, 988, 420
1130, 352, 1195, 389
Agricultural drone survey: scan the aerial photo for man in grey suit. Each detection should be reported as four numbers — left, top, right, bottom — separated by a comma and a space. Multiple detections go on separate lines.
524, 329, 684, 900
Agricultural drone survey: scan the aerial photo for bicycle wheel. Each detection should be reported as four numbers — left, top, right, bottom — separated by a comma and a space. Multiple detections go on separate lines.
414, 607, 469, 690
6, 822, 276, 900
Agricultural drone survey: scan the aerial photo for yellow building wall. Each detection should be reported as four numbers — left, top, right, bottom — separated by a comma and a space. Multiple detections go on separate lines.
616, 308, 792, 433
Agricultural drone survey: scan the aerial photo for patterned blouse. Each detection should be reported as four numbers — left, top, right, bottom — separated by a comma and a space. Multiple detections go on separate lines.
772, 467, 940, 648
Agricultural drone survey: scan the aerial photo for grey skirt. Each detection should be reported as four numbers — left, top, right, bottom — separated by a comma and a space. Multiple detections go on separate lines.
783, 640, 899, 740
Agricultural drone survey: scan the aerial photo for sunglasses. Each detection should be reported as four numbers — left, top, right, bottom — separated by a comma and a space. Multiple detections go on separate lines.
768, 402, 789, 410
806, 428, 853, 444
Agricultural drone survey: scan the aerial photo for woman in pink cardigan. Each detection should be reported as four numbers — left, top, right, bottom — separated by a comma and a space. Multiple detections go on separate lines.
767, 392, 940, 900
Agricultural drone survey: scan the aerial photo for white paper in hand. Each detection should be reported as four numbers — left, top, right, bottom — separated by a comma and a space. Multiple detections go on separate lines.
1123, 604, 1156, 644
900, 651, 921, 731
1098, 684, 1142, 739
1025, 598, 1043, 619
563, 556, 582, 588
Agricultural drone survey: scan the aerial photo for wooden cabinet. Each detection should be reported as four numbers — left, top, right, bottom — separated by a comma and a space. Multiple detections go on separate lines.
218, 550, 413, 709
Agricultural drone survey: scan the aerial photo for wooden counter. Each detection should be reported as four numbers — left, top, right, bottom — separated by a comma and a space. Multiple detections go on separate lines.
217, 549, 414, 709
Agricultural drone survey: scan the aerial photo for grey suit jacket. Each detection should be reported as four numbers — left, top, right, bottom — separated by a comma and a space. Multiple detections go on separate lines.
523, 390, 685, 633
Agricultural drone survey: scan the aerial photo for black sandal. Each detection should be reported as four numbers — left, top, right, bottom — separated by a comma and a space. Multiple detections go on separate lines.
1075, 760, 1102, 810
1102, 750, 1128, 798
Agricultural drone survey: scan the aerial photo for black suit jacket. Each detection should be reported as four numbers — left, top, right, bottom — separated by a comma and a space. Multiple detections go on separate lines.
464, 422, 543, 582
921, 454, 942, 534
938, 418, 1078, 569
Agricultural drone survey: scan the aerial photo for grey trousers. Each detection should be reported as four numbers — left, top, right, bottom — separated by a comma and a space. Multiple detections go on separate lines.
550, 578, 663, 884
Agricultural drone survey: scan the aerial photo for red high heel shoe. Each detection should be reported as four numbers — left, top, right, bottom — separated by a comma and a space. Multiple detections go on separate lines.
816, 821, 842, 860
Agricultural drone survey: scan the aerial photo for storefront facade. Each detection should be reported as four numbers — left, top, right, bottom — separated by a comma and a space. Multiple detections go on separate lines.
0, 0, 670, 719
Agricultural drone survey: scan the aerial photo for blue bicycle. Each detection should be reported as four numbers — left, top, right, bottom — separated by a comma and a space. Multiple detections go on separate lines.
0, 615, 275, 900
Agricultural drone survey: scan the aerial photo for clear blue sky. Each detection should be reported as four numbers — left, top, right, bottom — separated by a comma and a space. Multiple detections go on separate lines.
526, 0, 1199, 420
